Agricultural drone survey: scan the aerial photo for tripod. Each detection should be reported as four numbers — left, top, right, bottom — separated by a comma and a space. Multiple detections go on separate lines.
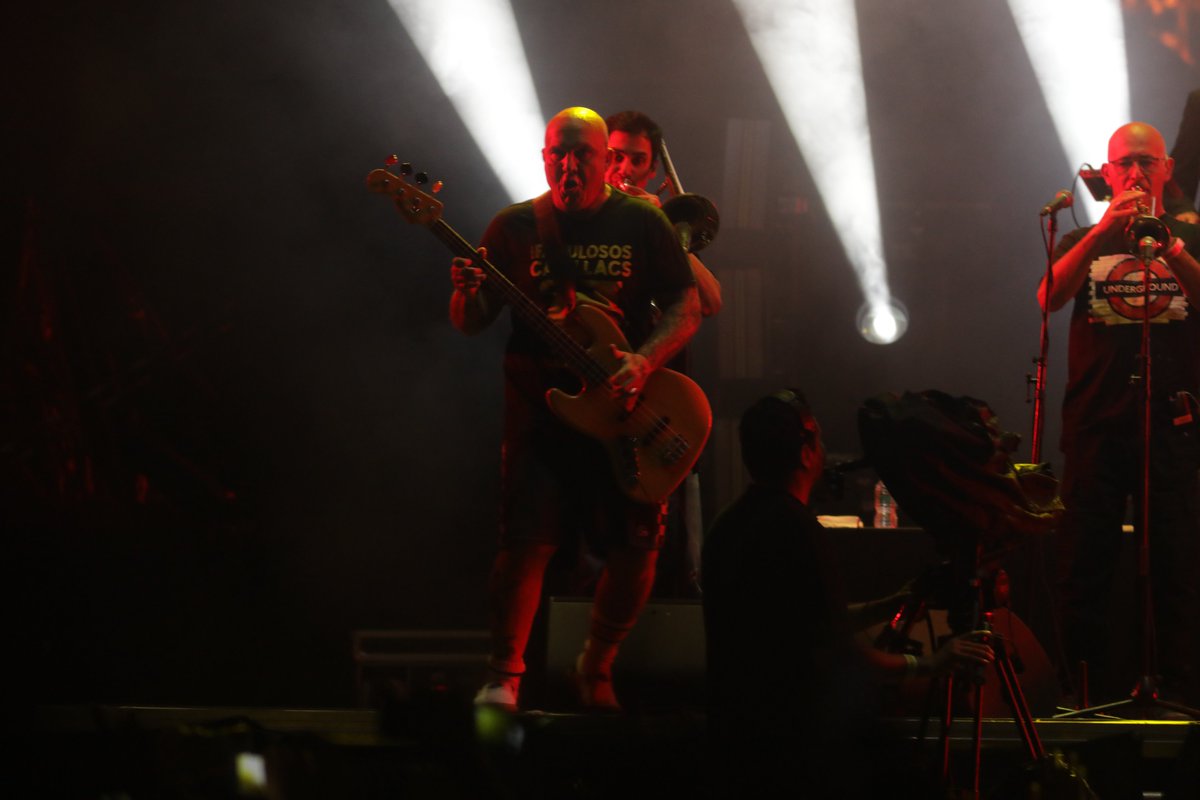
939, 572, 1070, 798
1054, 223, 1200, 722
883, 554, 1093, 798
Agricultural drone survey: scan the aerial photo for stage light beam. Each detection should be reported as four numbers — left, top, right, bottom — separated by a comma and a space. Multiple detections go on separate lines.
388, 0, 545, 201
733, 0, 901, 344
1006, 0, 1130, 222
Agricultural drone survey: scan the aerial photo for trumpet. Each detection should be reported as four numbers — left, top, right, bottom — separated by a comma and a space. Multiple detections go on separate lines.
1125, 184, 1171, 259
656, 139, 720, 253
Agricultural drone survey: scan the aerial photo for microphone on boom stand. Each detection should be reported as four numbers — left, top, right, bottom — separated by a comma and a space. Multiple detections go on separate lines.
1039, 189, 1073, 217
1126, 215, 1171, 260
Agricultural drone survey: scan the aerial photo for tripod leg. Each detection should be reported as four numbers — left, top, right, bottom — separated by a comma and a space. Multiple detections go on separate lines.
917, 673, 939, 743
940, 672, 955, 787
993, 641, 1045, 761
972, 677, 984, 799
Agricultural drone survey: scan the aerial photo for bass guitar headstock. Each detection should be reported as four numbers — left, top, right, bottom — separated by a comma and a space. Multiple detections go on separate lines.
366, 157, 443, 227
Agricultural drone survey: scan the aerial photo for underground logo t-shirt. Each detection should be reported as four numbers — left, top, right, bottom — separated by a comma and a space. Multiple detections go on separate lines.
1055, 218, 1200, 445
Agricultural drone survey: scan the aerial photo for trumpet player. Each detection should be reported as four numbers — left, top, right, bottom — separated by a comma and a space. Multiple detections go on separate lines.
603, 111, 723, 599
1037, 122, 1200, 709
605, 110, 722, 318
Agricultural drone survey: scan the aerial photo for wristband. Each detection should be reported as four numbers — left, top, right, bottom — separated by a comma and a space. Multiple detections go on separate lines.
1163, 236, 1185, 261
903, 653, 919, 677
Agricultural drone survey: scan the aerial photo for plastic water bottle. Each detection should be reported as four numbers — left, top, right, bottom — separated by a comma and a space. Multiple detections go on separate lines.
874, 480, 897, 528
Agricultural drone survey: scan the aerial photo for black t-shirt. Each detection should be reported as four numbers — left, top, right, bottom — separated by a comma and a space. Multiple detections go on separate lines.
480, 189, 693, 366
1054, 217, 1200, 448
702, 483, 857, 734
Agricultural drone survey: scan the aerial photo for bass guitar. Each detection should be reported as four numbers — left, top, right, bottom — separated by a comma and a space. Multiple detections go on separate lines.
367, 166, 711, 505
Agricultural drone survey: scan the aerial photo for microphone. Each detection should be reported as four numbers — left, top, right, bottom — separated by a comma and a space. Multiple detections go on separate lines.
1139, 236, 1161, 262
1039, 190, 1074, 217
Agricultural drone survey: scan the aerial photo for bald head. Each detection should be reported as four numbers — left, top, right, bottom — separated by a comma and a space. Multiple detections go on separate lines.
545, 107, 609, 147
543, 107, 613, 213
1107, 122, 1167, 162
1102, 121, 1174, 210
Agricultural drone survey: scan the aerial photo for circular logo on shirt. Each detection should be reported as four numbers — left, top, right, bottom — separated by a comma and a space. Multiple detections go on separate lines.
1100, 257, 1177, 321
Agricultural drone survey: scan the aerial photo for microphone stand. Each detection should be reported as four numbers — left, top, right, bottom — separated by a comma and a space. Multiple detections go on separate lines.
1021, 210, 1069, 696
1056, 226, 1200, 721
1027, 213, 1058, 463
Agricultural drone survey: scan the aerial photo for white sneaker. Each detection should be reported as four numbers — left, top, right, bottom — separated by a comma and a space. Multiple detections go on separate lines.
474, 680, 518, 712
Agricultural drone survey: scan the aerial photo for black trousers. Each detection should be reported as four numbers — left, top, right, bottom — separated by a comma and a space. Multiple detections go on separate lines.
1058, 419, 1200, 703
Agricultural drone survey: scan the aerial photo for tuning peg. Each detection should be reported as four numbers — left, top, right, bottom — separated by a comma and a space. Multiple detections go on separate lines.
431, 180, 444, 194
400, 162, 413, 176
415, 171, 429, 185
385, 154, 399, 166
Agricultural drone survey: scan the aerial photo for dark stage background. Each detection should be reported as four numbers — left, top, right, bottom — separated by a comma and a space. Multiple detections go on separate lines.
7, 1, 1197, 707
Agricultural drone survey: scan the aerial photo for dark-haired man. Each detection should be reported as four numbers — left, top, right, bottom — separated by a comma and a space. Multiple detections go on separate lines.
605, 110, 663, 208
605, 110, 722, 318
451, 107, 700, 712
702, 390, 993, 794
605, 111, 723, 598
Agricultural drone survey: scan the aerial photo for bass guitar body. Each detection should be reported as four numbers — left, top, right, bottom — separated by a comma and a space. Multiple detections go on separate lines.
548, 304, 711, 506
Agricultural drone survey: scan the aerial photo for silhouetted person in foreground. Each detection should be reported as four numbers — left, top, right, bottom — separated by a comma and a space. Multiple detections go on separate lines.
702, 390, 993, 795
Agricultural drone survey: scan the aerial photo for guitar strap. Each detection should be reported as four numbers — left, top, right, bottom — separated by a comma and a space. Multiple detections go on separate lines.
532, 192, 577, 313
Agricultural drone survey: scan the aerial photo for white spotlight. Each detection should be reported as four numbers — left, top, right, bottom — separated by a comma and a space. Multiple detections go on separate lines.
1005, 0, 1129, 222
857, 300, 908, 345
388, 0, 545, 201
733, 0, 903, 344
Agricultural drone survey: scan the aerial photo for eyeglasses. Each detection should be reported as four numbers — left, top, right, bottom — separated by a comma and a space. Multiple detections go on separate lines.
1109, 156, 1164, 173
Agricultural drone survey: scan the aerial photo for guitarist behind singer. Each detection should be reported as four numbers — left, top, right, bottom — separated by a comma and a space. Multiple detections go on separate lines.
450, 107, 700, 712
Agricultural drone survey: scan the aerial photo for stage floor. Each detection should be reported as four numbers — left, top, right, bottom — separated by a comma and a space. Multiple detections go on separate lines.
30, 704, 1199, 798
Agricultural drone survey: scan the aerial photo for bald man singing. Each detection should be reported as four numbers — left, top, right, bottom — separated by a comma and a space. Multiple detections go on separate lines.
1038, 122, 1200, 710
451, 107, 700, 711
